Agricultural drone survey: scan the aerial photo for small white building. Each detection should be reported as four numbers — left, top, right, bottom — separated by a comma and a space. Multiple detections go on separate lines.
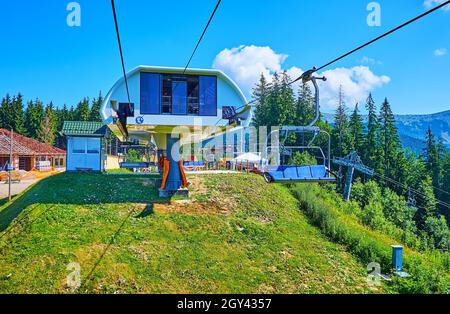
62, 121, 109, 172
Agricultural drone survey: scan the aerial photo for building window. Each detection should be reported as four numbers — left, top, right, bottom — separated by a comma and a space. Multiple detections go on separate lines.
199, 75, 217, 116
87, 138, 100, 154
141, 72, 216, 117
140, 73, 161, 114
60, 158, 64, 166
72, 138, 86, 154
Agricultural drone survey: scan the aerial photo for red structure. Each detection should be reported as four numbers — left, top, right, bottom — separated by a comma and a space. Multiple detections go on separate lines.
0, 129, 66, 171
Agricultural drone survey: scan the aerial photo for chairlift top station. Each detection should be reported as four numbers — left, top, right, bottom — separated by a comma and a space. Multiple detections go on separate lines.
100, 65, 253, 196
100, 65, 252, 146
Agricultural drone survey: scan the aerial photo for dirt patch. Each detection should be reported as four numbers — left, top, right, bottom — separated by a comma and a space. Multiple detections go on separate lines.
187, 175, 207, 196
153, 200, 221, 215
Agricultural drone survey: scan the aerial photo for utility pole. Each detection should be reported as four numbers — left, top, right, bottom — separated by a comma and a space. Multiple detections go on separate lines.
8, 128, 13, 202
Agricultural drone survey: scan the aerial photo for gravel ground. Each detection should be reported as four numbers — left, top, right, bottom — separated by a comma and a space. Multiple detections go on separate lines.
0, 179, 39, 199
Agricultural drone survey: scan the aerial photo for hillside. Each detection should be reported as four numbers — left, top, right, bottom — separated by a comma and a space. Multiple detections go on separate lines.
322, 110, 450, 152
0, 173, 372, 294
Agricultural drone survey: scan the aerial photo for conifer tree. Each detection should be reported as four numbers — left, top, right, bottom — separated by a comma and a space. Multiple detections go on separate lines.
0, 94, 13, 130
415, 175, 438, 229
90, 92, 103, 122
68, 105, 76, 121
75, 97, 90, 121
10, 94, 26, 135
252, 74, 271, 128
364, 93, 379, 169
378, 97, 401, 179
296, 82, 315, 126
277, 71, 296, 126
332, 86, 350, 157
24, 98, 44, 139
348, 103, 365, 154
37, 115, 56, 145
56, 104, 70, 130
423, 127, 443, 194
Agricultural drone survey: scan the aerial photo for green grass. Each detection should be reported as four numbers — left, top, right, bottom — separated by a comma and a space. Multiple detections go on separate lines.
290, 184, 450, 294
0, 173, 372, 294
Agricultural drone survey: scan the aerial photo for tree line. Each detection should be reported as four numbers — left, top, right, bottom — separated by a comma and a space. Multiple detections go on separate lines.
0, 92, 103, 146
252, 72, 450, 251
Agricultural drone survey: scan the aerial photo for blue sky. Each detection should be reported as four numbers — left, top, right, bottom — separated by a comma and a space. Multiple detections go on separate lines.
0, 0, 449, 114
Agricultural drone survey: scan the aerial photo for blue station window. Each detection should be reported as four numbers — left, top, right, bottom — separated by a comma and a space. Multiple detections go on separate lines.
172, 81, 188, 115
140, 73, 161, 114
199, 76, 217, 116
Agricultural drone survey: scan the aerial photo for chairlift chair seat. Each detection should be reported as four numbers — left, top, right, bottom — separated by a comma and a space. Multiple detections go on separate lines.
263, 165, 336, 183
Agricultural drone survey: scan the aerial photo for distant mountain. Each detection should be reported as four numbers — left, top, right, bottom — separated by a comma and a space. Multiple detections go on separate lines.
322, 110, 450, 153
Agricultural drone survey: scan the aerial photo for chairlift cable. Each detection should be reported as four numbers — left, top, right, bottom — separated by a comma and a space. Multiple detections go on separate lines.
314, 0, 450, 72
237, 1, 450, 111
183, 0, 222, 74
111, 0, 132, 108
373, 172, 450, 210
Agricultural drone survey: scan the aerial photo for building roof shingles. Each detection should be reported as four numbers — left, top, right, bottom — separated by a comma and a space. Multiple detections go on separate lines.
61, 121, 108, 137
0, 129, 65, 156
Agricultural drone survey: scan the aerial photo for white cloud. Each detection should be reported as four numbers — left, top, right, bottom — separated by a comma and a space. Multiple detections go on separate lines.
213, 45, 390, 110
434, 48, 448, 56
212, 45, 287, 95
424, 0, 450, 10
359, 56, 382, 65
320, 66, 391, 110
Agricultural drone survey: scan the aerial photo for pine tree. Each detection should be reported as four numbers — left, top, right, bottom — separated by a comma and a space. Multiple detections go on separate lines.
0, 94, 13, 130
332, 86, 350, 157
296, 82, 315, 126
264, 73, 281, 128
44, 102, 58, 140
415, 175, 438, 229
423, 127, 442, 193
37, 115, 56, 145
24, 98, 44, 139
348, 103, 365, 154
378, 98, 401, 180
68, 105, 76, 121
442, 153, 450, 207
277, 71, 296, 126
10, 94, 26, 135
89, 92, 103, 121
252, 74, 271, 128
75, 97, 90, 121
57, 104, 70, 130
364, 93, 379, 169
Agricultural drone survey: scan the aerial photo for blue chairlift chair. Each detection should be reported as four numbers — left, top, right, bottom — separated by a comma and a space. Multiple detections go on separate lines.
262, 68, 336, 184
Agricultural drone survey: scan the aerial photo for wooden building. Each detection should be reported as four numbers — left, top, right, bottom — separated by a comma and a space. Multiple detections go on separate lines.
0, 129, 66, 171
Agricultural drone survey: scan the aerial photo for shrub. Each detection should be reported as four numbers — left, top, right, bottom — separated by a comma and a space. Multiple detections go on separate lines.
424, 216, 450, 252
290, 183, 450, 293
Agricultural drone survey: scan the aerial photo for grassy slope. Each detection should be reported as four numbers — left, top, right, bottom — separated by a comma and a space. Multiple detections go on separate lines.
0, 173, 371, 294
290, 184, 450, 294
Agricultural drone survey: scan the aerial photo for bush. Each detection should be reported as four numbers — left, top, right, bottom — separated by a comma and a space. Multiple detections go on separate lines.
125, 149, 142, 162
291, 185, 391, 270
424, 216, 450, 252
359, 201, 386, 230
290, 183, 450, 293
381, 188, 416, 232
